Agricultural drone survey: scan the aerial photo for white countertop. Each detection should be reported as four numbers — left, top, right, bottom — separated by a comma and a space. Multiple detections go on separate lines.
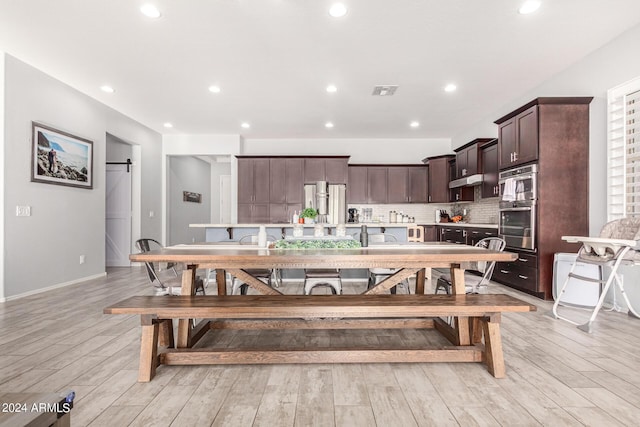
190, 223, 419, 228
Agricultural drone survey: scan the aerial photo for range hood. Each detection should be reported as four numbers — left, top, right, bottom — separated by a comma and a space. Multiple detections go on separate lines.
449, 174, 484, 189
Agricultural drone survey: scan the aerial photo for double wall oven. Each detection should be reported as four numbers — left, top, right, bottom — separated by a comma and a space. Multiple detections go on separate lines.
498, 164, 537, 251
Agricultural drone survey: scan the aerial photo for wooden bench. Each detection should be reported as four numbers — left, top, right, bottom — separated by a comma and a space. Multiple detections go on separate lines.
104, 294, 536, 382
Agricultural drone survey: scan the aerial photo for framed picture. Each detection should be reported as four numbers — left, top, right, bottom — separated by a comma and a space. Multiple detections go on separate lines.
31, 122, 93, 189
183, 191, 202, 203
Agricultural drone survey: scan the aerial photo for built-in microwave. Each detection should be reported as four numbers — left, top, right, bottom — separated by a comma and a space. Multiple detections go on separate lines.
498, 164, 537, 202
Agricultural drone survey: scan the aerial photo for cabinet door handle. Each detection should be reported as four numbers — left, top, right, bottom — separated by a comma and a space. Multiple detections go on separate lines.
518, 275, 528, 280
462, 168, 467, 176
428, 195, 431, 202
500, 270, 510, 274
518, 258, 528, 262
514, 152, 518, 161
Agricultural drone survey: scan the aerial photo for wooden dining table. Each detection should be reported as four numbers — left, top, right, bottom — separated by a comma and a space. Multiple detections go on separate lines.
129, 242, 518, 349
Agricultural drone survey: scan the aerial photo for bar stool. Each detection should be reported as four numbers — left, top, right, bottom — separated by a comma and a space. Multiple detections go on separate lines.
303, 269, 342, 295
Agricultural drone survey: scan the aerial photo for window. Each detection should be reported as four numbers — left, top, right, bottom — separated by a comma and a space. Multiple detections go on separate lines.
608, 77, 640, 220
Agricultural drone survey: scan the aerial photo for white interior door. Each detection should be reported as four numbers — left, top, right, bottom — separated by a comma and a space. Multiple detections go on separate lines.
106, 164, 132, 266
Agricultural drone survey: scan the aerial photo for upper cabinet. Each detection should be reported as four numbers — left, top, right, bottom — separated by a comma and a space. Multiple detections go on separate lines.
480, 139, 499, 198
237, 157, 270, 204
387, 166, 428, 203
455, 143, 479, 177
303, 157, 349, 184
424, 155, 453, 203
448, 158, 473, 202
269, 158, 303, 223
348, 165, 427, 204
237, 157, 271, 222
496, 104, 539, 169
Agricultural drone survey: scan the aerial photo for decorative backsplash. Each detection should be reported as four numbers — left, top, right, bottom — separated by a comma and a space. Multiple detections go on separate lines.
348, 187, 499, 224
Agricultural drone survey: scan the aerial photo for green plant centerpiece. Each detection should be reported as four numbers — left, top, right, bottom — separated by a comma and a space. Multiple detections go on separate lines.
274, 239, 361, 249
300, 207, 318, 223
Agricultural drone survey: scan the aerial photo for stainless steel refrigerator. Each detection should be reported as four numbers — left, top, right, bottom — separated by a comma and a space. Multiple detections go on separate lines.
303, 181, 346, 224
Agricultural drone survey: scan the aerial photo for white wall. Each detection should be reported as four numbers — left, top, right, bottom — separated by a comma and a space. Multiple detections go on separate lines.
1, 54, 162, 300
168, 156, 211, 245
243, 138, 452, 163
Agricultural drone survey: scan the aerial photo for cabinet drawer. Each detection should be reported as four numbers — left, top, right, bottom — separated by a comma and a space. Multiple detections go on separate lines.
494, 262, 538, 292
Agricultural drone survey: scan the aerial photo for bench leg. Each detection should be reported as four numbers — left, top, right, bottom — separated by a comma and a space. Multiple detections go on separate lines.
471, 317, 483, 344
481, 314, 505, 378
139, 315, 160, 382
159, 319, 174, 348
177, 266, 197, 348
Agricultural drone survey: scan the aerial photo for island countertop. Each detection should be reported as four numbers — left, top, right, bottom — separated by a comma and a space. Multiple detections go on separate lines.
189, 223, 419, 228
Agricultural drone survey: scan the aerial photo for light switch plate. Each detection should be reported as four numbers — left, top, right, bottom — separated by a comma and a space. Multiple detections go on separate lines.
16, 206, 31, 216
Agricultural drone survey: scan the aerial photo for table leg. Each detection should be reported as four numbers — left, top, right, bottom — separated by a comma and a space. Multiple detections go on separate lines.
216, 269, 227, 295
177, 266, 197, 348
450, 264, 470, 345
415, 268, 428, 294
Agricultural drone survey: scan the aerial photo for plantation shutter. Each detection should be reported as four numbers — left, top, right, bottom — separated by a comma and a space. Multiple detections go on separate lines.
607, 77, 640, 220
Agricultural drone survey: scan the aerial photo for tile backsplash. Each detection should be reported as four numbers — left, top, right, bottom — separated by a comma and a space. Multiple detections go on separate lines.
348, 187, 499, 224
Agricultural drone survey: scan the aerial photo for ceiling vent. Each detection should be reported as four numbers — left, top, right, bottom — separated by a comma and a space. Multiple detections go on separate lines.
372, 85, 398, 96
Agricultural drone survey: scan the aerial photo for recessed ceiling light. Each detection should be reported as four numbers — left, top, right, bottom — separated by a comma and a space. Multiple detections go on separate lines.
325, 122, 334, 128
329, 3, 347, 18
326, 85, 337, 93
410, 121, 420, 128
444, 83, 457, 93
163, 122, 173, 128
241, 122, 250, 129
140, 4, 162, 19
100, 85, 115, 93
518, 1, 541, 14
208, 85, 221, 93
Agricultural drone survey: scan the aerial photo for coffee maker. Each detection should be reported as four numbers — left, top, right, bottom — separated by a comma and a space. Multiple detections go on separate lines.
348, 208, 359, 223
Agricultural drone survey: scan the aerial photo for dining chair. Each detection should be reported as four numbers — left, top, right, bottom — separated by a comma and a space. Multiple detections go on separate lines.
230, 234, 278, 295
135, 238, 205, 296
367, 233, 411, 294
434, 237, 506, 294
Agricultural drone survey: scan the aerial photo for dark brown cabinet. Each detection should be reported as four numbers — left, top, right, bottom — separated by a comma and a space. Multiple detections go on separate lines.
422, 225, 438, 242
497, 104, 539, 169
466, 227, 498, 246
439, 225, 466, 244
304, 157, 348, 184
455, 143, 479, 177
387, 166, 428, 203
237, 158, 271, 222
367, 167, 388, 204
425, 155, 453, 203
448, 158, 474, 202
346, 165, 387, 204
237, 158, 270, 204
269, 158, 303, 223
492, 97, 592, 299
481, 140, 499, 198
347, 166, 368, 203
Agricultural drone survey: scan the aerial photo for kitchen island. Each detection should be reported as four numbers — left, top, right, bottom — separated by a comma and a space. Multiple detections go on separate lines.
190, 222, 418, 242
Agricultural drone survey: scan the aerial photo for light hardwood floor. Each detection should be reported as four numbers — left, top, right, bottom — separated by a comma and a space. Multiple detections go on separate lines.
1, 267, 640, 426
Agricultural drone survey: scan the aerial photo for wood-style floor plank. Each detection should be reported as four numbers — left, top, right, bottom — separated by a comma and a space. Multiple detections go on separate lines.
0, 267, 638, 426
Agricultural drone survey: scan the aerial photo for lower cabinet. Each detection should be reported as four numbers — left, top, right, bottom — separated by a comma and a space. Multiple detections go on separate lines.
466, 227, 498, 246
492, 251, 538, 293
439, 226, 466, 244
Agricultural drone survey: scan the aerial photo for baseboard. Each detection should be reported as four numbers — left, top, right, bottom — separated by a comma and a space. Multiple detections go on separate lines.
0, 272, 107, 303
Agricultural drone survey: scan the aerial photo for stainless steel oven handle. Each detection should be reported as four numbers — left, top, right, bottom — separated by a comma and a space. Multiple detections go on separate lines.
499, 207, 532, 212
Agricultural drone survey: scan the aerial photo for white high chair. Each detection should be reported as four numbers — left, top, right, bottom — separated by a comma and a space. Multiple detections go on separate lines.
549, 217, 640, 333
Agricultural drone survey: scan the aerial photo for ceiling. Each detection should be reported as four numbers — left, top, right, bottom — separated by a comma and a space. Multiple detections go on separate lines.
1, 1, 640, 139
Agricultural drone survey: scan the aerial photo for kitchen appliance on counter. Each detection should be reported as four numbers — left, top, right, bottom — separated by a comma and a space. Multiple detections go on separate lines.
348, 208, 359, 223
304, 181, 346, 224
498, 164, 538, 251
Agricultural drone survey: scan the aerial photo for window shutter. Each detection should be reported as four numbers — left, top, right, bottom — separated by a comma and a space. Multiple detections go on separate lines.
608, 77, 640, 220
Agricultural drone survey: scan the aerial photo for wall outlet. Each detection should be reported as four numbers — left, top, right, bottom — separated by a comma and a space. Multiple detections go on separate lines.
149, 210, 154, 218
16, 206, 31, 216
79, 255, 85, 264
